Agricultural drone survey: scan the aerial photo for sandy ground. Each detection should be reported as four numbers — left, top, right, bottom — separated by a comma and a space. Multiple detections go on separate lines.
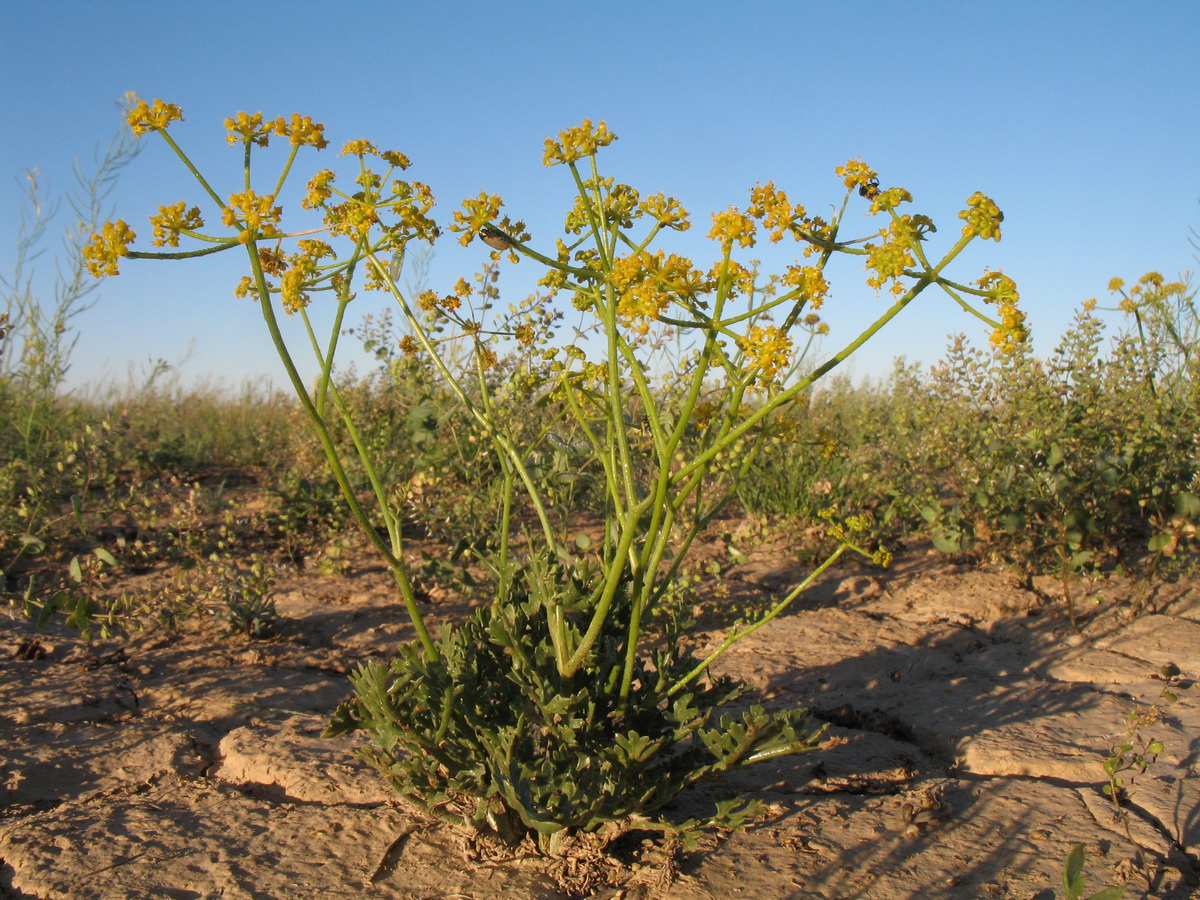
2, 539, 1199, 899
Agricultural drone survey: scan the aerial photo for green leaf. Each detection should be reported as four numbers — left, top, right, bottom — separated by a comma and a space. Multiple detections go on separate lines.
94, 547, 118, 567
1148, 533, 1174, 553
71, 494, 85, 530
1174, 491, 1200, 522
18, 534, 46, 555
69, 556, 83, 584
931, 532, 962, 554
1063, 843, 1086, 899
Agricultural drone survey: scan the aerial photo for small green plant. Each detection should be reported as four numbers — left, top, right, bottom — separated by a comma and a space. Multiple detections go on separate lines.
1098, 662, 1189, 893
219, 555, 281, 639
1062, 843, 1125, 900
87, 100, 1024, 851
1102, 663, 1185, 808
1, 123, 139, 589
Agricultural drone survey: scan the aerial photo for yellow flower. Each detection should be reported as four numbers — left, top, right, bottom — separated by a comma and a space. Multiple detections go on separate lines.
864, 238, 915, 297
303, 170, 336, 209
126, 98, 184, 135
476, 345, 498, 370
836, 159, 879, 197
234, 276, 254, 298
1107, 277, 1125, 292
380, 150, 412, 169
958, 192, 1003, 241
869, 187, 912, 214
341, 139, 379, 157
708, 208, 756, 249
225, 112, 271, 147
640, 193, 690, 231
280, 267, 310, 313
271, 114, 328, 149
543, 119, 618, 166
82, 220, 136, 276
748, 181, 805, 242
989, 303, 1029, 354
739, 324, 793, 385
450, 192, 503, 246
782, 265, 829, 309
257, 247, 288, 276
610, 253, 670, 333
222, 190, 283, 240
149, 202, 204, 247
976, 270, 1019, 305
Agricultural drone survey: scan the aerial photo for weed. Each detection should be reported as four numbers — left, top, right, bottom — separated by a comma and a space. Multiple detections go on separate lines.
91, 101, 1024, 849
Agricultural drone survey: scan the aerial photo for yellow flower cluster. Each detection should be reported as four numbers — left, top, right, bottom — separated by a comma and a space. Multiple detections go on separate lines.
222, 190, 283, 243
836, 159, 879, 196
417, 289, 462, 314
302, 170, 336, 209
708, 208, 756, 249
958, 192, 1003, 241
149, 202, 204, 248
609, 254, 671, 333
640, 193, 690, 231
608, 251, 712, 333
864, 221, 917, 297
748, 182, 806, 242
709, 258, 756, 299
82, 220, 136, 276
126, 98, 183, 135
225, 112, 272, 147
278, 114, 327, 149
450, 192, 503, 246
278, 239, 337, 313
224, 112, 328, 149
338, 140, 410, 169
976, 271, 1027, 353
782, 264, 830, 309
543, 119, 617, 166
869, 187, 912, 214
739, 324, 793, 386
1108, 271, 1190, 315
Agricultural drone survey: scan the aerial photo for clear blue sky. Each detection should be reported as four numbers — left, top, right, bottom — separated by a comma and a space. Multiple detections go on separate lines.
3, 1, 1198, 395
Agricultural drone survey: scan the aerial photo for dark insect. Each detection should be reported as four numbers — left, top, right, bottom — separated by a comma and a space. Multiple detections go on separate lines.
479, 225, 515, 251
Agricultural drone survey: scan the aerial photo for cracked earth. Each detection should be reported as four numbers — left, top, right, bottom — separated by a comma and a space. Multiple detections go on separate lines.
2, 539, 1199, 899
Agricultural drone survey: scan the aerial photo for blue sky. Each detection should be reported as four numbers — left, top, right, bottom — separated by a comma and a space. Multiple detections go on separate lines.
3, 1, 1198, 395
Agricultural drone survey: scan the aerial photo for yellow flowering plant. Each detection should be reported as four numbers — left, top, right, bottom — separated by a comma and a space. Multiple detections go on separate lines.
86, 101, 1024, 851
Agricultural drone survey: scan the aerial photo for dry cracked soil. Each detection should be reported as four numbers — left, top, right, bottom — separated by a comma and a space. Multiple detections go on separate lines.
3, 538, 1199, 899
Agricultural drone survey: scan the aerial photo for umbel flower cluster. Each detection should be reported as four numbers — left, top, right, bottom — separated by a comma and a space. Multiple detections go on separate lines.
82, 98, 1027, 849
86, 101, 1027, 370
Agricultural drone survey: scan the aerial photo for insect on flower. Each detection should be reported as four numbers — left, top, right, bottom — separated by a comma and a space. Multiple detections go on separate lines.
479, 224, 516, 251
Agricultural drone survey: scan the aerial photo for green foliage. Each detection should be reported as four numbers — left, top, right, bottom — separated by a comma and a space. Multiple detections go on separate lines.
1102, 663, 1185, 808
219, 555, 281, 639
1, 129, 139, 585
1062, 843, 1125, 900
92, 102, 1025, 851
327, 555, 824, 849
739, 284, 1199, 616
